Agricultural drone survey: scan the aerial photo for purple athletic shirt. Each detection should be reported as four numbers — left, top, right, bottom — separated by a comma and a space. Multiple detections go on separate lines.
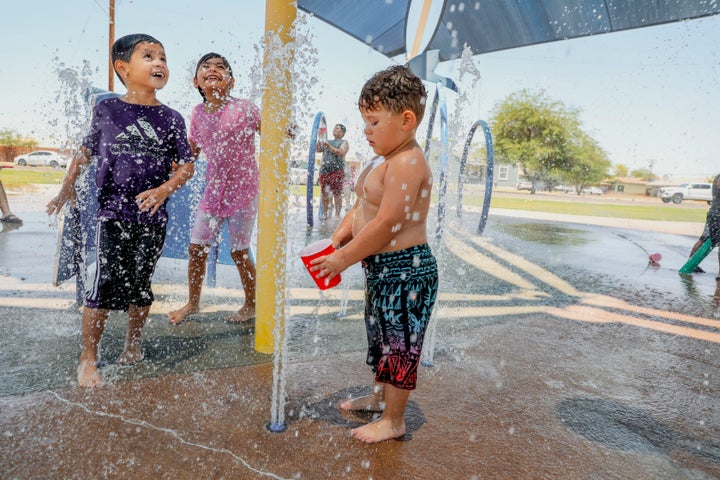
82, 97, 194, 225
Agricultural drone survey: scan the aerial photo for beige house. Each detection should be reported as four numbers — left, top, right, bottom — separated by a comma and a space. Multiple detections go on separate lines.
607, 177, 652, 195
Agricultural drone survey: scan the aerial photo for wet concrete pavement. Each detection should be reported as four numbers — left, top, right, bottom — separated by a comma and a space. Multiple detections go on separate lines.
1, 188, 719, 479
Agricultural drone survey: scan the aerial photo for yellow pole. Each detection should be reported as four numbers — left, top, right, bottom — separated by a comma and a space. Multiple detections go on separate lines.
255, 0, 296, 354
108, 0, 115, 92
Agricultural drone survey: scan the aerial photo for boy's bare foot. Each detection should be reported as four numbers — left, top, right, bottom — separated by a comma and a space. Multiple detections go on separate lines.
77, 355, 102, 388
168, 304, 199, 325
351, 418, 406, 443
225, 305, 255, 324
117, 344, 144, 365
339, 395, 384, 412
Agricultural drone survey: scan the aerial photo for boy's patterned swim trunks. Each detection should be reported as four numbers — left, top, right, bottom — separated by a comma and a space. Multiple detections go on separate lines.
363, 243, 438, 390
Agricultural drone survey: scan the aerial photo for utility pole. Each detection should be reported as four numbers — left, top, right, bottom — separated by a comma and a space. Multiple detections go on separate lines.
108, 0, 115, 92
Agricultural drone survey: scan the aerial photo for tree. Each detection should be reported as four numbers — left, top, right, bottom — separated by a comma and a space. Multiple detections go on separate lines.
562, 128, 611, 194
613, 163, 629, 177
630, 167, 656, 181
490, 89, 576, 193
0, 129, 38, 162
0, 129, 37, 148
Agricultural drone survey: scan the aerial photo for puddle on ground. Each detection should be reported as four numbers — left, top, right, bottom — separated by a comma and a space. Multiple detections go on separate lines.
497, 222, 590, 246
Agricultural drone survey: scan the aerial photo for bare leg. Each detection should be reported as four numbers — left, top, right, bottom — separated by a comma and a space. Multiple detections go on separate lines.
690, 239, 704, 257
77, 307, 109, 388
333, 192, 343, 217
0, 179, 20, 221
351, 383, 409, 443
117, 304, 149, 365
226, 248, 256, 323
321, 187, 330, 220
168, 243, 208, 324
339, 382, 384, 411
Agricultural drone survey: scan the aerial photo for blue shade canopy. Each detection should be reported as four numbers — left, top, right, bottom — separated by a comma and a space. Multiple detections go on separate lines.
298, 0, 720, 61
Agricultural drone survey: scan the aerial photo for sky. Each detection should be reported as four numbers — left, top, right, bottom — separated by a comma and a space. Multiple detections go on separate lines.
1, 0, 718, 180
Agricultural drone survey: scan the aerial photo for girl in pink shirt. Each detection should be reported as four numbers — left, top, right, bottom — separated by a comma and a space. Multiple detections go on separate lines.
169, 53, 260, 325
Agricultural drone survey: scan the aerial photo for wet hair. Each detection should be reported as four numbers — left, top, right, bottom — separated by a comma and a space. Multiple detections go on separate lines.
194, 52, 233, 101
358, 65, 427, 123
112, 33, 164, 86
335, 124, 346, 135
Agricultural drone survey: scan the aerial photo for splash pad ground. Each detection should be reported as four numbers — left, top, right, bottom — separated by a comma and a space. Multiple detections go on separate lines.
1, 187, 719, 479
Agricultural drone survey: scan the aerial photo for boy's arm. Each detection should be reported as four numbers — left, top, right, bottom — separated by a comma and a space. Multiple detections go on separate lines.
188, 137, 201, 160
317, 154, 426, 276
136, 162, 195, 215
46, 147, 92, 216
320, 140, 348, 157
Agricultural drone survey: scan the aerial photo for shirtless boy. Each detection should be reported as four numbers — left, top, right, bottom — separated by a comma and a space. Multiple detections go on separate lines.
311, 65, 438, 443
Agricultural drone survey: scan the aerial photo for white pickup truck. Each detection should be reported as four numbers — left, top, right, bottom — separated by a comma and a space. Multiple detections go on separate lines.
658, 183, 712, 204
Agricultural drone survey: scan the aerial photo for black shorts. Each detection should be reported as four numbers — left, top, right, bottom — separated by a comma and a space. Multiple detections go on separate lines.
85, 219, 166, 310
363, 243, 438, 390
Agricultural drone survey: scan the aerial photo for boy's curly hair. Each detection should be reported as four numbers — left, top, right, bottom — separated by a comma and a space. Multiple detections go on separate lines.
358, 65, 427, 123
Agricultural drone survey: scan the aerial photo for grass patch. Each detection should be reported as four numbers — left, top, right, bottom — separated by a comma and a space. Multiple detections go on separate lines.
1, 168, 65, 188
486, 195, 706, 223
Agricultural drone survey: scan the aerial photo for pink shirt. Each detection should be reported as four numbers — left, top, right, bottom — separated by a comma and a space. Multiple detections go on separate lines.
189, 97, 261, 216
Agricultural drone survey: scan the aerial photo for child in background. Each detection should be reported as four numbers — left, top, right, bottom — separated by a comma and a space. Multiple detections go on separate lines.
688, 172, 720, 278
317, 124, 349, 219
46, 33, 195, 387
311, 65, 438, 443
168, 53, 261, 325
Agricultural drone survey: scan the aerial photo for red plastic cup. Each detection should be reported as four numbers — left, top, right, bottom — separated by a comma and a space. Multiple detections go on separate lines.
300, 239, 341, 290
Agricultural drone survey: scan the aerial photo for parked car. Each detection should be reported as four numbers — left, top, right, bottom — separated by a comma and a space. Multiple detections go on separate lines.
517, 180, 533, 191
658, 183, 712, 204
13, 150, 69, 168
581, 186, 603, 195
553, 184, 575, 193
